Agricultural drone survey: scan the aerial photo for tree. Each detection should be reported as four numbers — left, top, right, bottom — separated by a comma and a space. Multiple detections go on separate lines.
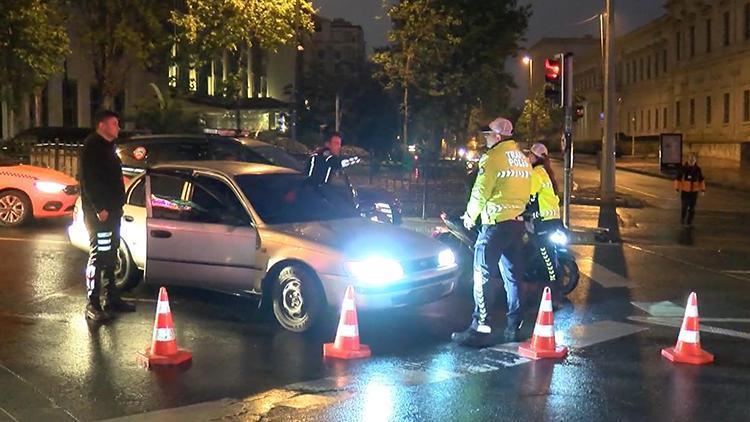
0, 0, 69, 118
514, 92, 564, 144
71, 0, 172, 111
372, 0, 460, 146
375, 0, 530, 150
171, 0, 315, 131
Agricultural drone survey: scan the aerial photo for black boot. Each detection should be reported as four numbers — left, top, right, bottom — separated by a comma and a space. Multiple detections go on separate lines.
451, 327, 498, 348
503, 319, 524, 343
85, 302, 109, 322
103, 296, 136, 313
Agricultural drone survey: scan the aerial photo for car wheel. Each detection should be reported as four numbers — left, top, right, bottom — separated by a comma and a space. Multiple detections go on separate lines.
271, 264, 325, 333
0, 190, 32, 227
114, 240, 141, 291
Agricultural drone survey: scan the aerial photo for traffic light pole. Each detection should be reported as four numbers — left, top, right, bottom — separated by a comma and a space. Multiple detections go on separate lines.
601, 0, 617, 202
562, 53, 574, 228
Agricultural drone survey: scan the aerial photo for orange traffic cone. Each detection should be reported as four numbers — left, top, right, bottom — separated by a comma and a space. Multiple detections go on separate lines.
137, 287, 192, 368
518, 287, 568, 359
662, 292, 714, 365
323, 285, 371, 359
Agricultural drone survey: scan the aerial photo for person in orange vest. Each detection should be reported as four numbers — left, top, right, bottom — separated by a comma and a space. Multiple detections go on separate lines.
674, 153, 705, 228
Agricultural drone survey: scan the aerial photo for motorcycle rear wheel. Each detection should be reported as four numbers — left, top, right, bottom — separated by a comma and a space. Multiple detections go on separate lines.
557, 256, 579, 295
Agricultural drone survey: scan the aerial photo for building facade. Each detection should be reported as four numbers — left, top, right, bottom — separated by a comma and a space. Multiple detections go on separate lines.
304, 17, 366, 76
530, 0, 750, 163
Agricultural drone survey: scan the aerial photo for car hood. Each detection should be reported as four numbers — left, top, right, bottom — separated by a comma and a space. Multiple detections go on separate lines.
5, 165, 77, 185
268, 218, 441, 260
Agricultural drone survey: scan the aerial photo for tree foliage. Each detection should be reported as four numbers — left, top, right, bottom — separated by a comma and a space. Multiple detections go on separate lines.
172, 0, 315, 99
515, 92, 564, 143
71, 0, 172, 110
374, 0, 530, 149
0, 0, 69, 107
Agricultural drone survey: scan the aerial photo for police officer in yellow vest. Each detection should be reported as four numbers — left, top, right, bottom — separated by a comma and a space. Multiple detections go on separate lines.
452, 117, 532, 347
526, 143, 563, 296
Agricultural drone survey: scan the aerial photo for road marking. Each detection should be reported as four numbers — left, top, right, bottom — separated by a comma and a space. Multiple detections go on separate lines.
628, 316, 750, 340
625, 244, 750, 282
561, 320, 647, 348
0, 236, 70, 245
616, 184, 662, 199
722, 270, 750, 274
578, 258, 632, 288
631, 301, 685, 317
0, 406, 19, 422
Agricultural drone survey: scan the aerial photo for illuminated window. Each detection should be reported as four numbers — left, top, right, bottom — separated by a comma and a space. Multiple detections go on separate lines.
168, 44, 178, 88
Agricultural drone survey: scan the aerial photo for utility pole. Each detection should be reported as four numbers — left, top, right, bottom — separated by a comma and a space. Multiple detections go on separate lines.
601, 0, 617, 201
562, 53, 574, 228
335, 93, 341, 131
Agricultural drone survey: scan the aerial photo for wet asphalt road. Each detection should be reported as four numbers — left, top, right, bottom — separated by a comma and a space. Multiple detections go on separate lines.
2, 163, 750, 421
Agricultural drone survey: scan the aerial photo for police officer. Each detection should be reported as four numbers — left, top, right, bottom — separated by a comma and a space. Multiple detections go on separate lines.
78, 110, 135, 322
306, 132, 360, 185
526, 143, 563, 296
452, 117, 532, 347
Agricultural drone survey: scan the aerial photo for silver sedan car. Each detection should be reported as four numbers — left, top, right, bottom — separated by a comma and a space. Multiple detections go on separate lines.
68, 161, 458, 332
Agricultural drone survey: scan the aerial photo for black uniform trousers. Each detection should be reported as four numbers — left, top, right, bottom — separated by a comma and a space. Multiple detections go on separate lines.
681, 191, 699, 225
84, 210, 122, 307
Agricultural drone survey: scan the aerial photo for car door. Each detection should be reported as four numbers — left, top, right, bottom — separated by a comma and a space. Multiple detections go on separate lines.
144, 169, 263, 293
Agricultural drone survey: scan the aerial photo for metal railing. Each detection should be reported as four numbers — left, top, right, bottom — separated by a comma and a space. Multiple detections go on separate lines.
29, 142, 82, 178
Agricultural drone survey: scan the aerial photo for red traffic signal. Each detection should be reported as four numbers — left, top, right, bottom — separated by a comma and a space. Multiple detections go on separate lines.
544, 59, 561, 82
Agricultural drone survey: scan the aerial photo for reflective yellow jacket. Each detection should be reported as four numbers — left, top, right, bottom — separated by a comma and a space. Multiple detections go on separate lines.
529, 164, 561, 221
466, 140, 532, 224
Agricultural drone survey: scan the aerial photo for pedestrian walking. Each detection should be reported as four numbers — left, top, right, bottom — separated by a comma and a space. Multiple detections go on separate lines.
451, 117, 532, 348
78, 110, 135, 322
674, 153, 705, 228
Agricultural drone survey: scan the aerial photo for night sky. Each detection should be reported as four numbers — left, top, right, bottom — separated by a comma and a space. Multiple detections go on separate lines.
313, 0, 666, 105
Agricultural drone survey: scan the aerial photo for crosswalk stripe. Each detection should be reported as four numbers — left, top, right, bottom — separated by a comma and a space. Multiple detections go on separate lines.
578, 258, 632, 288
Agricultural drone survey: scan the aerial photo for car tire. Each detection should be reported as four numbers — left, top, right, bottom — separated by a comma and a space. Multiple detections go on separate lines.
0, 190, 32, 227
271, 264, 326, 333
114, 240, 141, 291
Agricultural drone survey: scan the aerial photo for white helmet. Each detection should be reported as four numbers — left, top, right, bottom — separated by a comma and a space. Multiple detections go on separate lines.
531, 143, 549, 158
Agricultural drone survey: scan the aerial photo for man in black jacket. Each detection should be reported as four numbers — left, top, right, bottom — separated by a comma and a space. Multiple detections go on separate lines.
78, 110, 134, 321
306, 132, 360, 185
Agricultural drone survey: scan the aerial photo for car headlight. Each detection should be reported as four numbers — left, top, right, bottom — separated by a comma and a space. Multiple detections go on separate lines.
438, 249, 457, 268
35, 181, 66, 194
549, 230, 568, 245
347, 257, 404, 285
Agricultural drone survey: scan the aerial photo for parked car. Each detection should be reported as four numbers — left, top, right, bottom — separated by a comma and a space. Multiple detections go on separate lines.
67, 161, 457, 332
116, 134, 402, 224
0, 154, 79, 227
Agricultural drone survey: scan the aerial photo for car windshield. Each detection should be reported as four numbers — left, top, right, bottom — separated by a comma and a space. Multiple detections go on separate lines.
245, 144, 306, 172
235, 173, 359, 224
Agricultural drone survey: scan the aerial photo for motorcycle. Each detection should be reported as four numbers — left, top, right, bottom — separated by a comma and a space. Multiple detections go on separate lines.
432, 212, 579, 296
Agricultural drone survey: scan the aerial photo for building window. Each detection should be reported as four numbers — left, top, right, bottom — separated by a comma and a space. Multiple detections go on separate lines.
689, 98, 695, 126
647, 55, 652, 79
724, 93, 730, 123
662, 50, 668, 72
689, 25, 696, 57
647, 109, 651, 131
724, 11, 731, 46
62, 79, 77, 127
706, 19, 712, 53
676, 101, 681, 127
654, 53, 659, 77
639, 58, 644, 81
745, 3, 750, 41
663, 107, 668, 129
706, 96, 712, 125
640, 110, 644, 131
743, 90, 750, 122
655, 107, 659, 130
632, 60, 637, 81
626, 62, 630, 84
676, 31, 681, 61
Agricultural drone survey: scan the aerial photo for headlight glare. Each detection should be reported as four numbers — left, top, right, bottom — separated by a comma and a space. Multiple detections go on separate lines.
438, 249, 457, 268
35, 181, 66, 193
347, 257, 404, 285
549, 230, 568, 245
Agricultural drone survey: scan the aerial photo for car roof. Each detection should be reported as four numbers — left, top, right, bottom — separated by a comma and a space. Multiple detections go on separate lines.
152, 160, 300, 176
118, 134, 238, 144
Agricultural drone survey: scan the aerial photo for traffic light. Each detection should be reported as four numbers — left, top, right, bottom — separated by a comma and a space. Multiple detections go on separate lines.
574, 105, 584, 121
544, 57, 563, 106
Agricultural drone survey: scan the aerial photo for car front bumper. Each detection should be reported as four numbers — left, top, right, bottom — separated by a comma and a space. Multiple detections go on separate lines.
321, 269, 458, 310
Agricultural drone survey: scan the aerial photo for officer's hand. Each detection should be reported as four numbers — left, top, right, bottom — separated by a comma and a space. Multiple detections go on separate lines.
97, 209, 109, 222
701, 191, 706, 196
462, 213, 475, 230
